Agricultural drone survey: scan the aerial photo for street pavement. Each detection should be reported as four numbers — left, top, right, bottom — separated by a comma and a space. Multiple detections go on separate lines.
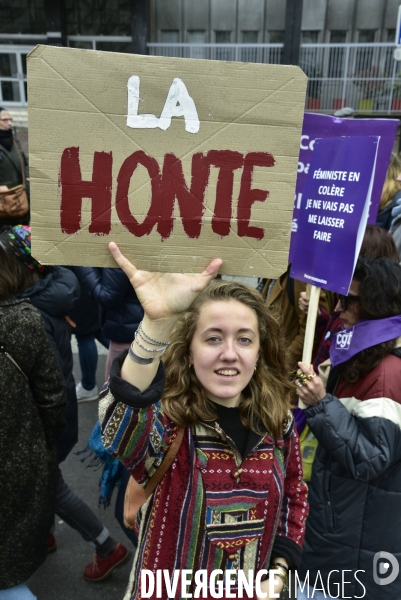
28, 348, 134, 600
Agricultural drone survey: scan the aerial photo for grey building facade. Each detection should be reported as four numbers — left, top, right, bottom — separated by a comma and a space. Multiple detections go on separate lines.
1, 0, 400, 117
152, 0, 399, 45
0, 0, 399, 46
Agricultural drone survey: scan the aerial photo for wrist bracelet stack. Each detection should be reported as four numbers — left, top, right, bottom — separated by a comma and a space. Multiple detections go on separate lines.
128, 321, 170, 365
270, 562, 289, 591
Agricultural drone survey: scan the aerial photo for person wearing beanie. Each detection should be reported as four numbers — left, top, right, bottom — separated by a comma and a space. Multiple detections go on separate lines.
0, 229, 66, 600
0, 226, 130, 583
0, 107, 30, 226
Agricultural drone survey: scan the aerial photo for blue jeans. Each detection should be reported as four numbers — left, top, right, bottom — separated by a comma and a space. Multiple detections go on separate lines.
75, 331, 109, 390
0, 584, 37, 600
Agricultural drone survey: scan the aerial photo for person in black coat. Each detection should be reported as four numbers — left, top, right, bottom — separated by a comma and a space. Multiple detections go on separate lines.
17, 264, 80, 463
0, 245, 66, 599
0, 106, 30, 227
296, 258, 401, 600
73, 266, 144, 544
73, 266, 144, 379
1, 226, 130, 582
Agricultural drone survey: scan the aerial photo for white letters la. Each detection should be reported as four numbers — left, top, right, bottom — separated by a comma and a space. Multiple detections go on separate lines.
127, 76, 200, 133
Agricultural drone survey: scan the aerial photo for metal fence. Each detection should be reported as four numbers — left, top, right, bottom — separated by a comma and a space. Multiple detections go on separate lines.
148, 42, 401, 115
298, 43, 401, 114
147, 42, 283, 64
1, 39, 401, 114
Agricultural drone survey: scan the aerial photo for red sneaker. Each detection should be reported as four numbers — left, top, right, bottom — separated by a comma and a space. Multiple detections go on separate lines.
83, 542, 130, 582
48, 534, 57, 554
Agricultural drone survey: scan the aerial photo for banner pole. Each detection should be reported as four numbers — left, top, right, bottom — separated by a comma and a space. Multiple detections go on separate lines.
298, 284, 320, 409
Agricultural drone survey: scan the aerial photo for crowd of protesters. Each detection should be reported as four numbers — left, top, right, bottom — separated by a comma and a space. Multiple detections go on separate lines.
1, 105, 401, 600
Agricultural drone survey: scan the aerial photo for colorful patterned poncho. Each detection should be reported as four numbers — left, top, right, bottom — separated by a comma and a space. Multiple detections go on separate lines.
100, 355, 308, 600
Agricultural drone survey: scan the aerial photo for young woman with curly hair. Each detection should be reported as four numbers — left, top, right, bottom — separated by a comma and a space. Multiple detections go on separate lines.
100, 242, 308, 600
296, 256, 401, 600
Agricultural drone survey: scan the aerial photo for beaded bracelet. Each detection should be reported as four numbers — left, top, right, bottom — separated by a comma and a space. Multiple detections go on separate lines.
135, 330, 166, 353
138, 321, 170, 347
137, 328, 170, 351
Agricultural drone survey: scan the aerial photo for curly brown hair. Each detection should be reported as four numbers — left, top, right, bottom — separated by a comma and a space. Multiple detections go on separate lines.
162, 280, 293, 438
337, 339, 397, 384
338, 257, 401, 383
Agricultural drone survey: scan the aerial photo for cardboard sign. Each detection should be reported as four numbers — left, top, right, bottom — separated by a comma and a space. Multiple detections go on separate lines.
289, 112, 398, 261
290, 136, 379, 294
27, 45, 307, 275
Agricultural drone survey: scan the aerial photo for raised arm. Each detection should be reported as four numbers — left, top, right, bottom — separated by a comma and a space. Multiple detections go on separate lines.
108, 242, 222, 392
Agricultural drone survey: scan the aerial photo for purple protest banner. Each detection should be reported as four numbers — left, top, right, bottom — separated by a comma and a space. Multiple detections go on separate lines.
289, 113, 398, 260
290, 135, 379, 294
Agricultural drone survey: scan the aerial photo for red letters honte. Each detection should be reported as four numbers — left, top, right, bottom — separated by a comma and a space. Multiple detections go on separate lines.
116, 150, 160, 237
207, 150, 244, 237
237, 152, 275, 240
59, 148, 275, 240
60, 147, 113, 235
155, 152, 210, 239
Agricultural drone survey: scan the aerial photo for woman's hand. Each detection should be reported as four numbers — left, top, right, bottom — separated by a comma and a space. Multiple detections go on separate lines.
111, 242, 222, 390
299, 291, 322, 316
257, 576, 284, 599
109, 242, 222, 323
298, 291, 310, 314
296, 361, 326, 407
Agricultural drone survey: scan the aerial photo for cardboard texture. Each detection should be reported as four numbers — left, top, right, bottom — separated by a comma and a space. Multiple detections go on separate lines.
27, 45, 307, 275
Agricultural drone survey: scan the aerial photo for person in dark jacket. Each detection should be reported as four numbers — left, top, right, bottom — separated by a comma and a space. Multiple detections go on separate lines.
0, 226, 130, 583
295, 226, 400, 481
296, 257, 401, 600
17, 264, 80, 464
73, 266, 144, 544
0, 106, 30, 227
0, 239, 66, 600
73, 266, 144, 380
